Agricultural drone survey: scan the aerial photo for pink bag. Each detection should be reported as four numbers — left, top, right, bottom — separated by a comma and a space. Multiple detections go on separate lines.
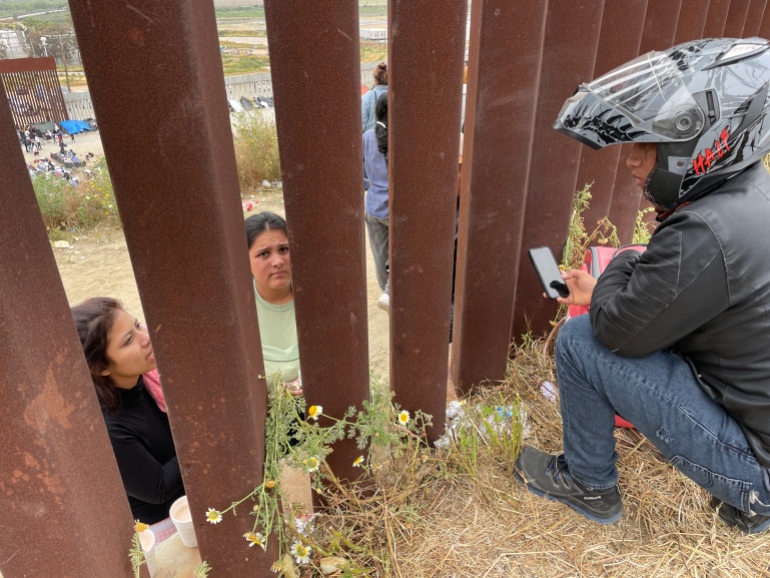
567, 245, 647, 429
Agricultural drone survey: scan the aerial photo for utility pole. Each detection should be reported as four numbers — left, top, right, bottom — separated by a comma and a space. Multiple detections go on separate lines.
60, 38, 71, 92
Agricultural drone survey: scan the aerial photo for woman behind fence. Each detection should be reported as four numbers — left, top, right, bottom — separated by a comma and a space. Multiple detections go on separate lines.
364, 92, 390, 311
71, 297, 184, 538
245, 211, 302, 393
361, 61, 388, 133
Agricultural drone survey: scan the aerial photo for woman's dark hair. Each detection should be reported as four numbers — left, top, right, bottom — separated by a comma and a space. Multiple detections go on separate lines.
373, 61, 388, 86
245, 211, 288, 249
374, 91, 388, 160
71, 297, 123, 413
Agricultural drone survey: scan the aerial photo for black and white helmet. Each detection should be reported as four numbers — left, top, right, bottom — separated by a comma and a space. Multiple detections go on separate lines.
555, 37, 770, 211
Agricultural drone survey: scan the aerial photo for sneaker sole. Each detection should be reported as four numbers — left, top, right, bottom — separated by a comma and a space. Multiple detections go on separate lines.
515, 471, 622, 525
376, 300, 389, 312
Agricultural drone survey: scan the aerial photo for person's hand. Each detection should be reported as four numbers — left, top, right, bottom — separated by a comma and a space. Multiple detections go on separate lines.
284, 378, 303, 397
555, 269, 596, 307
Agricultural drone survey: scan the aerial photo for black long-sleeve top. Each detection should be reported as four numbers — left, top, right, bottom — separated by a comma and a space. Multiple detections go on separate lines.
104, 377, 185, 524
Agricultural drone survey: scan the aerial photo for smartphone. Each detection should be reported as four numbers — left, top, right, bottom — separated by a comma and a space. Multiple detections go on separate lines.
528, 246, 569, 299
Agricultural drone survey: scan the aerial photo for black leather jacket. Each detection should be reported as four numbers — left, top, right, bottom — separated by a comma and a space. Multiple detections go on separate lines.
590, 163, 770, 468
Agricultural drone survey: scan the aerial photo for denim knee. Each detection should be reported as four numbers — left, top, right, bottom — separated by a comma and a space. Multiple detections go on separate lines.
556, 315, 594, 357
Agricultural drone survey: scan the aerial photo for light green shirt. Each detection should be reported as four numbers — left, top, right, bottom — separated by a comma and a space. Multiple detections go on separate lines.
254, 284, 300, 383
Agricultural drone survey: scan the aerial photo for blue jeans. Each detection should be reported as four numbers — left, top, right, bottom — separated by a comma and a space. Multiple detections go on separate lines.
556, 315, 770, 516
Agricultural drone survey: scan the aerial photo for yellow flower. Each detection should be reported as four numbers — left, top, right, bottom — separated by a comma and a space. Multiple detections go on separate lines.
307, 405, 323, 421
303, 456, 320, 473
206, 508, 223, 524
264, 479, 277, 489
353, 456, 364, 467
243, 531, 266, 549
398, 410, 410, 425
134, 521, 149, 533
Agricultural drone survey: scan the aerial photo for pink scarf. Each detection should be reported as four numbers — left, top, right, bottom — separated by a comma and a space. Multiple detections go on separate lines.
143, 368, 167, 413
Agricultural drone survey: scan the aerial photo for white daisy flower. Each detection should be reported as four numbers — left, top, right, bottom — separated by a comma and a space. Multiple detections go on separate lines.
243, 532, 266, 549
205, 508, 223, 524
290, 540, 312, 565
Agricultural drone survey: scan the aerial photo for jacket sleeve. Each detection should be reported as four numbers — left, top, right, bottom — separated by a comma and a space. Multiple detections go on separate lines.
361, 91, 373, 131
107, 425, 184, 505
589, 212, 731, 357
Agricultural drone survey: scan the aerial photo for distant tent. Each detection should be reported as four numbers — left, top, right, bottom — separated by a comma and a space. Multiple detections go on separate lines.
239, 96, 254, 111
228, 99, 244, 113
60, 120, 91, 134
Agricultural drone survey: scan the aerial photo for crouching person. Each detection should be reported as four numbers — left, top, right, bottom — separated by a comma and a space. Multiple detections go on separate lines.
515, 38, 770, 534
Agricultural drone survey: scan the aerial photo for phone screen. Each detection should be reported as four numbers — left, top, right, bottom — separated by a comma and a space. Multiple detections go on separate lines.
528, 246, 569, 299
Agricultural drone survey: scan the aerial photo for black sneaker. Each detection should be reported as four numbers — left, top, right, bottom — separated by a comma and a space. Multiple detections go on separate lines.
514, 446, 622, 524
709, 497, 770, 535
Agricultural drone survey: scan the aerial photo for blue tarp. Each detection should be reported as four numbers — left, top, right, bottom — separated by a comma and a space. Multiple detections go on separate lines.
60, 120, 91, 134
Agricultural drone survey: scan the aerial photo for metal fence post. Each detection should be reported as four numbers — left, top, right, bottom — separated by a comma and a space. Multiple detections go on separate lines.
263, 0, 372, 483
68, 1, 275, 574
451, 0, 545, 392
0, 84, 142, 578
389, 0, 468, 441
510, 0, 605, 340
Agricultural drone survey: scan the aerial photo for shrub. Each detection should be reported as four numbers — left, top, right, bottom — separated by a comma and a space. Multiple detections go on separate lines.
32, 159, 119, 235
232, 111, 282, 192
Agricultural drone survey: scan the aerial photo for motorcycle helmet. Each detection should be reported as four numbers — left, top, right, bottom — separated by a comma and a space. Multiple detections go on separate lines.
554, 37, 770, 212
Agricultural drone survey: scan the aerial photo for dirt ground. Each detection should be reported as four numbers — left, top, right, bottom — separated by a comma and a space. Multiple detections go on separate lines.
48, 130, 392, 378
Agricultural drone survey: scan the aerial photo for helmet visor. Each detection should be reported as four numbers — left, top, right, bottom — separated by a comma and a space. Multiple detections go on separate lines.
586, 51, 704, 141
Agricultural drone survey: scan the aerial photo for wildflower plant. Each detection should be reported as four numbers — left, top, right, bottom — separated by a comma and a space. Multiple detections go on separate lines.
129, 521, 149, 578
129, 530, 145, 578
562, 183, 620, 271
202, 373, 434, 570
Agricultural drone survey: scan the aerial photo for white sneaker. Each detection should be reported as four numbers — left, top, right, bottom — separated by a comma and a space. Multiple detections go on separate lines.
377, 292, 390, 311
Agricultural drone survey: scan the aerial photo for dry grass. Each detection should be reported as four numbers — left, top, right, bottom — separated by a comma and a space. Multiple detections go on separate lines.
308, 332, 767, 578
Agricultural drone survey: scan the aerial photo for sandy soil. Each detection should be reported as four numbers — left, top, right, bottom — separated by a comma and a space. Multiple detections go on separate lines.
50, 131, 392, 378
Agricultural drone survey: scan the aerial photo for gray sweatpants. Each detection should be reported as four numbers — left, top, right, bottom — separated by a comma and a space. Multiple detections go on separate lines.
365, 212, 389, 294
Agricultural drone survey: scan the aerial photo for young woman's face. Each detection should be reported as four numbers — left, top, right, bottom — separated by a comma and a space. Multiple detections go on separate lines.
101, 309, 156, 389
249, 229, 292, 295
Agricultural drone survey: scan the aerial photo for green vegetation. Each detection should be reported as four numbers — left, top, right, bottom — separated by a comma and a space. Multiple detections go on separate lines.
218, 39, 257, 49
0, 1, 67, 18
233, 111, 281, 191
633, 206, 656, 244
33, 159, 119, 238
360, 40, 387, 63
214, 6, 264, 19
218, 29, 264, 37
198, 374, 524, 574
221, 53, 269, 76
562, 183, 619, 270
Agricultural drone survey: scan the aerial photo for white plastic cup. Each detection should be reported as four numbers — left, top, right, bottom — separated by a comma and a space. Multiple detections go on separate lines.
169, 495, 198, 548
139, 529, 157, 577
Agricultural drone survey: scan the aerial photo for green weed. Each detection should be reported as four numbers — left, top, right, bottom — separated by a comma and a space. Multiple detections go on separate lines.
632, 207, 656, 244
33, 159, 119, 237
562, 183, 619, 270
232, 111, 282, 192
221, 53, 270, 76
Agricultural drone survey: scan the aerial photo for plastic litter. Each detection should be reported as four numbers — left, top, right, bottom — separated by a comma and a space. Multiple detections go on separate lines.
540, 380, 558, 402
